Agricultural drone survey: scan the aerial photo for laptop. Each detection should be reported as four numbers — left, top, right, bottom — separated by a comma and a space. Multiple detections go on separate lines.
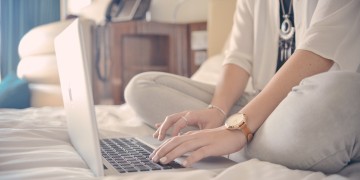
54, 18, 236, 177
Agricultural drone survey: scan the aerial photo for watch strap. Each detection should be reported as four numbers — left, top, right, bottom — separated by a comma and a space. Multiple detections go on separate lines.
240, 123, 253, 142
227, 113, 253, 142
239, 113, 253, 142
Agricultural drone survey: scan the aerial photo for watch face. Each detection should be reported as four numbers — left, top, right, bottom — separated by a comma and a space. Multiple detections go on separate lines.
226, 114, 245, 128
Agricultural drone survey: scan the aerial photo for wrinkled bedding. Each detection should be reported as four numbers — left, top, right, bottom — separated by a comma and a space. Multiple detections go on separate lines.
0, 104, 352, 180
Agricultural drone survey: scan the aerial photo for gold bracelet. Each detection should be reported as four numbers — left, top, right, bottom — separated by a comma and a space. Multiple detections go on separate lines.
208, 104, 226, 117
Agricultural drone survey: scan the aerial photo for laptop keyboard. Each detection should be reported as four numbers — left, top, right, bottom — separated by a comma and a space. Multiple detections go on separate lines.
100, 138, 184, 173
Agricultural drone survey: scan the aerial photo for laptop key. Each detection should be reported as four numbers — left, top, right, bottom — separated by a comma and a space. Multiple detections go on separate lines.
161, 165, 173, 169
124, 167, 138, 172
116, 169, 126, 173
137, 165, 151, 171
168, 161, 183, 169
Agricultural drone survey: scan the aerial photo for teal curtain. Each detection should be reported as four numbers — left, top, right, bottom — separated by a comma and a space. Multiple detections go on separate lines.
0, 0, 60, 80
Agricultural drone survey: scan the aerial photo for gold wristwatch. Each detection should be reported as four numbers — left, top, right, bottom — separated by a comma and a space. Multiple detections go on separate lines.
225, 113, 253, 142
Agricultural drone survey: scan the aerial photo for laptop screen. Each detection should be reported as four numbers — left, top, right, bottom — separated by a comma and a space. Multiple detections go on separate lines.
54, 18, 104, 177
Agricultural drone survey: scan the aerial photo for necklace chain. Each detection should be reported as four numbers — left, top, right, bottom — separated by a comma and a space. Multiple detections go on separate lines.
280, 0, 293, 18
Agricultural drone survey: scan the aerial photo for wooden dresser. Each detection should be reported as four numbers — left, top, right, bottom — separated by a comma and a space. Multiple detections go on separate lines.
93, 21, 206, 104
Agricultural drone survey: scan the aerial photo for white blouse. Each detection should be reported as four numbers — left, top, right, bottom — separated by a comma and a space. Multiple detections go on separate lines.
223, 0, 360, 91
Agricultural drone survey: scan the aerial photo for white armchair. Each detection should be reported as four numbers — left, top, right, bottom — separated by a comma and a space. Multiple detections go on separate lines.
17, 20, 74, 107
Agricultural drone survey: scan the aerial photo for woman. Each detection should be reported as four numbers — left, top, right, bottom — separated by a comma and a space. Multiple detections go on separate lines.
125, 0, 360, 174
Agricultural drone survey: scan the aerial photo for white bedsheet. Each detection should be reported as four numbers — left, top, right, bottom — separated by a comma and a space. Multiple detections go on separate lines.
0, 105, 350, 180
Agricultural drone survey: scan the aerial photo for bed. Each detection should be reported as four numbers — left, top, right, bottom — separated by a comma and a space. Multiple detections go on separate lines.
0, 104, 351, 180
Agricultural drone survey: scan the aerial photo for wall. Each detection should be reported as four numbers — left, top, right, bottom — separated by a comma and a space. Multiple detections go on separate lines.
60, 0, 92, 19
149, 0, 208, 23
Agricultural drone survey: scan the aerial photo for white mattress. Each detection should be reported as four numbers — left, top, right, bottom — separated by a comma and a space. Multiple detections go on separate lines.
0, 104, 351, 180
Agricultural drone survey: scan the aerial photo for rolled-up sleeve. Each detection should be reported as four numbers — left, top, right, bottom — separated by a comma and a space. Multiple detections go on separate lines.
223, 0, 254, 74
298, 0, 360, 72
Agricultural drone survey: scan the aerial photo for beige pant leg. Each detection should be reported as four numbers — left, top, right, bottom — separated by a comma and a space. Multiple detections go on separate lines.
124, 71, 249, 129
246, 71, 360, 174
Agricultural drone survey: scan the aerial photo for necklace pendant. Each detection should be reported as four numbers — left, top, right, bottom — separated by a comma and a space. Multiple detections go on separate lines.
278, 0, 295, 64
289, 49, 292, 59
280, 17, 295, 41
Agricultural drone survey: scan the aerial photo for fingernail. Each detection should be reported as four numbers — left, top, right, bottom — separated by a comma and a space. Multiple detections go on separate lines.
182, 160, 188, 167
149, 152, 154, 159
160, 157, 167, 164
152, 155, 159, 162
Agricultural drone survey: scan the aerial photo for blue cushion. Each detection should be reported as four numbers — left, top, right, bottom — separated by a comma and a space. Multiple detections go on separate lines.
0, 73, 30, 109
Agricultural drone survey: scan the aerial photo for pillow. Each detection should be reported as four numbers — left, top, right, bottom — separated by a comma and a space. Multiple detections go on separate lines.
0, 73, 30, 109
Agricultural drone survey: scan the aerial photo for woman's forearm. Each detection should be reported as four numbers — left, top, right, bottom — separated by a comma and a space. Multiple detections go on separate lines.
211, 64, 250, 116
242, 50, 334, 132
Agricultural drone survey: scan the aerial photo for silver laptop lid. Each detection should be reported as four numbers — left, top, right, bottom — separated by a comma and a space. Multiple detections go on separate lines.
54, 18, 104, 177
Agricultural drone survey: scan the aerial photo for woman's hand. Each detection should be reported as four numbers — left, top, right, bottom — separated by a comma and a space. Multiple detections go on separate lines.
150, 126, 247, 167
153, 108, 226, 141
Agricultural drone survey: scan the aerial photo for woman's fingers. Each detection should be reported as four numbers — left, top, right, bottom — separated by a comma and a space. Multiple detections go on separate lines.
151, 133, 208, 164
153, 108, 224, 141
153, 113, 180, 139
171, 114, 190, 137
151, 127, 247, 167
153, 112, 189, 141
153, 126, 161, 138
149, 137, 172, 159
151, 135, 190, 161
182, 146, 211, 167
152, 123, 162, 138
157, 114, 182, 140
